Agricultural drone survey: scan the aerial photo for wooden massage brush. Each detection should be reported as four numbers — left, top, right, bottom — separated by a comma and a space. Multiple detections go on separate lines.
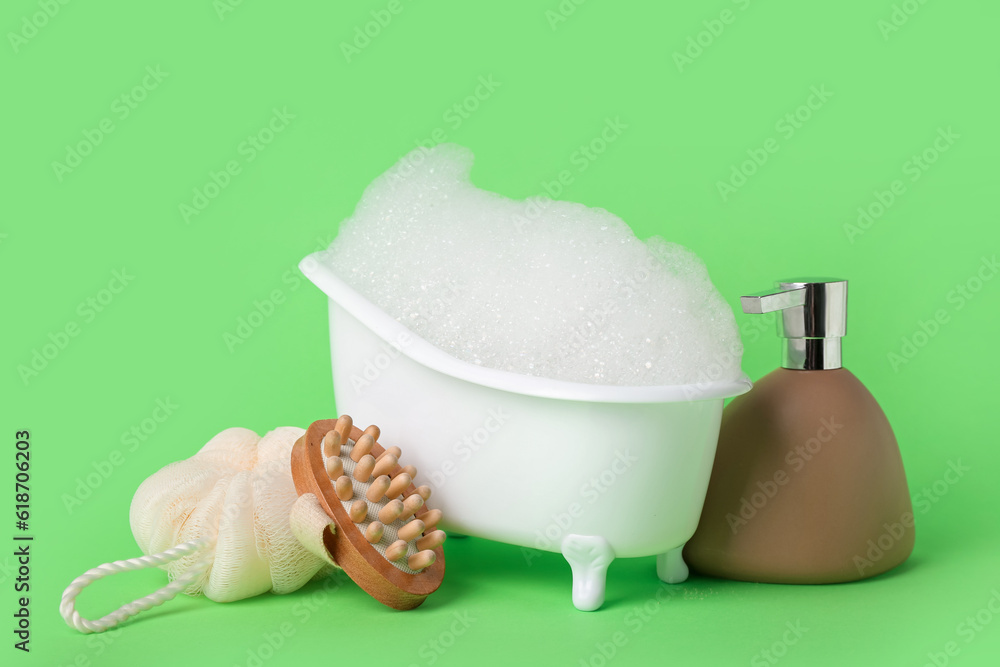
290, 416, 446, 609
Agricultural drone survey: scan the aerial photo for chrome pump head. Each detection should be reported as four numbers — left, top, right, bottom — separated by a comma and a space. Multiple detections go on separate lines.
740, 279, 848, 370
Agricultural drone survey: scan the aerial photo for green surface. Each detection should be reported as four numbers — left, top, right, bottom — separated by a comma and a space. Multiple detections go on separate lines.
3, 1, 998, 665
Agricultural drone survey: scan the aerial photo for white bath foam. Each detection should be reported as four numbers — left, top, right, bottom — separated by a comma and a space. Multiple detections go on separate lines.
323, 144, 742, 386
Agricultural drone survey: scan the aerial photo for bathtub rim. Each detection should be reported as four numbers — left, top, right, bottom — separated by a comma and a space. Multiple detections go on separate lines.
301, 252, 752, 404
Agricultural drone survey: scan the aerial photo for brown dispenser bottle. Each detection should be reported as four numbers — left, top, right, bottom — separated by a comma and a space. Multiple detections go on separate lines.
684, 279, 914, 583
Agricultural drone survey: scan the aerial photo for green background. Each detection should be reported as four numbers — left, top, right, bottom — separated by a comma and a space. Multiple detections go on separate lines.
3, 1, 998, 665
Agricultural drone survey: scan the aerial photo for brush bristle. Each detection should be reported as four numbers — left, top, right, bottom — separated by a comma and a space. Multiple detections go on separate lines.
322, 419, 443, 573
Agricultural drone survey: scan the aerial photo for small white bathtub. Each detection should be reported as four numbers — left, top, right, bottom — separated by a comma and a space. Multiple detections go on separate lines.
300, 252, 751, 611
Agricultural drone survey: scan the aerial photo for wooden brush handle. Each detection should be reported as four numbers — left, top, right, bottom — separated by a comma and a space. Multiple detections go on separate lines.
290, 418, 445, 610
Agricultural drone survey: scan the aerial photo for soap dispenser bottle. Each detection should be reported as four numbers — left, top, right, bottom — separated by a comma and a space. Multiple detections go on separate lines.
684, 279, 914, 583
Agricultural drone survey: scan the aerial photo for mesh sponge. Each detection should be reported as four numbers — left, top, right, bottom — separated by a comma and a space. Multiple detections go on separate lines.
129, 427, 333, 603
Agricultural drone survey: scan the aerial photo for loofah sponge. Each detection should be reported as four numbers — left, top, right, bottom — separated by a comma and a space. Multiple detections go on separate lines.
129, 426, 335, 602
61, 419, 446, 633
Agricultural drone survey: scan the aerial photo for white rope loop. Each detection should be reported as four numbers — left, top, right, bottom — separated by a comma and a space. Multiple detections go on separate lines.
60, 538, 215, 634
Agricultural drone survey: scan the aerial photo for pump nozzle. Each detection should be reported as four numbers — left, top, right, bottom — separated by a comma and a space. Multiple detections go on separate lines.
740, 279, 847, 370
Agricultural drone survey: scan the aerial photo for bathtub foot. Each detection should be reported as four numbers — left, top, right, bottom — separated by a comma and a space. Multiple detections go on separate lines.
656, 545, 689, 584
561, 535, 615, 612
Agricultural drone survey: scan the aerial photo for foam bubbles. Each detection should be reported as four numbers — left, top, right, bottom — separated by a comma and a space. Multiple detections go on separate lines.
323, 144, 742, 386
